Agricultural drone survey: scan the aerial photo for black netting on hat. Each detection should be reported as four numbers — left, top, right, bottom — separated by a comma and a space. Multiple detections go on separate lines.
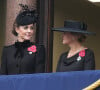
16, 4, 38, 26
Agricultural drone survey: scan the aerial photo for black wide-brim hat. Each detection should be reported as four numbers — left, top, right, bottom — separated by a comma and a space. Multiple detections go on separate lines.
52, 20, 96, 35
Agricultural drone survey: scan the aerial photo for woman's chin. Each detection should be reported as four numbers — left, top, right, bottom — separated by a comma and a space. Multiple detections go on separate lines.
62, 42, 66, 45
62, 41, 69, 45
24, 37, 31, 41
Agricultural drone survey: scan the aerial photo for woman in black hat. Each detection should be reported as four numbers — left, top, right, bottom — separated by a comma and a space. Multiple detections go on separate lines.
52, 20, 95, 72
1, 4, 45, 75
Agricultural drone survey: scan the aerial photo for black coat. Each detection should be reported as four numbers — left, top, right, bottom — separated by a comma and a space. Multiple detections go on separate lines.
56, 49, 95, 72
1, 41, 45, 75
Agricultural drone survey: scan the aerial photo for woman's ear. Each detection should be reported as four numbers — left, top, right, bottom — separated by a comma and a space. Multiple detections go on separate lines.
15, 27, 19, 34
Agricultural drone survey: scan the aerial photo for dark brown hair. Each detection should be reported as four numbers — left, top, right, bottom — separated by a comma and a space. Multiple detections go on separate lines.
12, 21, 20, 36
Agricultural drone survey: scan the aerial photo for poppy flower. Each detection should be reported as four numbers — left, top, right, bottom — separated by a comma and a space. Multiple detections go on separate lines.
27, 45, 37, 53
79, 50, 85, 57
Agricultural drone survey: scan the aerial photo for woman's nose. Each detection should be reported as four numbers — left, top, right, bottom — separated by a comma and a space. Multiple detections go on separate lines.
27, 28, 31, 32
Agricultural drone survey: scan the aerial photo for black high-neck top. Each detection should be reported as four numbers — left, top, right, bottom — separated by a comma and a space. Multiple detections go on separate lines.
14, 40, 33, 58
56, 49, 95, 72
1, 40, 45, 75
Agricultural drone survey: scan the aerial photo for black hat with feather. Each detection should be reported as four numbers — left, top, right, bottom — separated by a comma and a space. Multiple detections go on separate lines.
15, 4, 37, 26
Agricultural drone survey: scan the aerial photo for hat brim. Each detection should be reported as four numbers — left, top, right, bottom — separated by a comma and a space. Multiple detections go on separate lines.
52, 27, 96, 35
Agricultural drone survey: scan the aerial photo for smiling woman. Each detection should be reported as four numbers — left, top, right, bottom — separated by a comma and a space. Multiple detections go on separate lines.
0, 4, 45, 75
13, 24, 35, 42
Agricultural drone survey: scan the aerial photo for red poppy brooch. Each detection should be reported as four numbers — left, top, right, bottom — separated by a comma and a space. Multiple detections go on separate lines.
77, 50, 85, 61
27, 45, 37, 54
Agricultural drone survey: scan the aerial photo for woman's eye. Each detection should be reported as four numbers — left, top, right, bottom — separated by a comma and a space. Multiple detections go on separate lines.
30, 26, 34, 30
23, 26, 28, 29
